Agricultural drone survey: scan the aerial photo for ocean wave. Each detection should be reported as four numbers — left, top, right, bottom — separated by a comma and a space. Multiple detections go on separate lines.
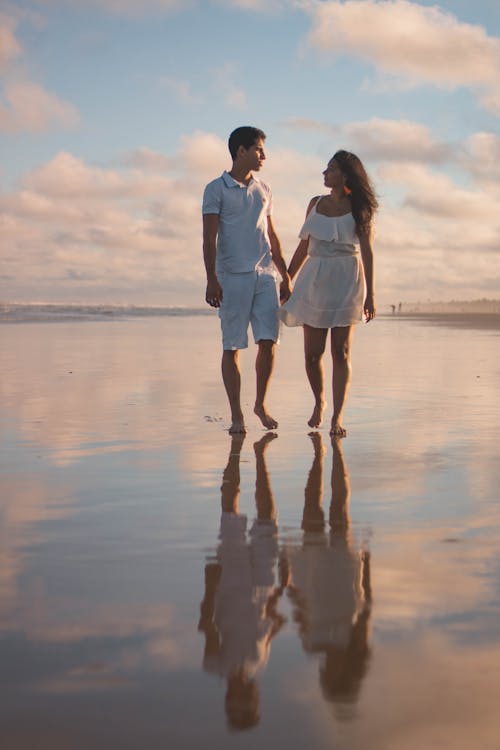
0, 304, 212, 323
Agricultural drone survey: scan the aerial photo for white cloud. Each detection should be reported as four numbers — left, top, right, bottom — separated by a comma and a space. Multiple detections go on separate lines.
159, 75, 200, 105
0, 13, 22, 70
121, 147, 173, 173
285, 116, 453, 163
0, 14, 80, 133
1, 129, 499, 305
212, 63, 247, 109
29, 0, 190, 15
307, 0, 500, 114
0, 80, 80, 132
462, 132, 500, 185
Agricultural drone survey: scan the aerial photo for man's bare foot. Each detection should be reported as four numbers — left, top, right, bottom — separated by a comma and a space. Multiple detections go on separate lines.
254, 404, 278, 430
330, 420, 347, 438
308, 401, 326, 429
229, 418, 247, 434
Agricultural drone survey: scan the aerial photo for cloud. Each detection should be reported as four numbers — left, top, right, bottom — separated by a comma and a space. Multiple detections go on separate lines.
0, 13, 22, 70
27, 0, 191, 15
159, 75, 201, 105
462, 132, 500, 185
1, 129, 499, 305
212, 63, 247, 109
285, 116, 453, 164
0, 80, 80, 132
307, 0, 500, 114
0, 139, 216, 303
0, 13, 80, 133
121, 147, 173, 173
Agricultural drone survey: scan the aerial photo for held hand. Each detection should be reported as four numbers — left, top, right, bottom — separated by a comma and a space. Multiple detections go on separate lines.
279, 276, 292, 304
364, 294, 376, 322
205, 277, 223, 308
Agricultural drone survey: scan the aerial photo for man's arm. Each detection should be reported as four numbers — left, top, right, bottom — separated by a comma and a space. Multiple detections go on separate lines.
267, 215, 292, 303
203, 213, 223, 308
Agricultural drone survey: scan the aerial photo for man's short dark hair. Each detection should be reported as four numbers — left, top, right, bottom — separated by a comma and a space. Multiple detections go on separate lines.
228, 126, 266, 160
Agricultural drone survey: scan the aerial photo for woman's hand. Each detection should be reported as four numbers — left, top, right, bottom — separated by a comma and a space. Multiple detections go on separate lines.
280, 274, 292, 304
364, 293, 376, 322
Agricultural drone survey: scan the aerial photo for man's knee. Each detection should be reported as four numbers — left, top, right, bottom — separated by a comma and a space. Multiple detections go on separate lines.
257, 338, 275, 352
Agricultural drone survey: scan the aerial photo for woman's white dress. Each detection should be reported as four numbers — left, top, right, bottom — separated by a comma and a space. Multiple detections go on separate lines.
280, 199, 365, 328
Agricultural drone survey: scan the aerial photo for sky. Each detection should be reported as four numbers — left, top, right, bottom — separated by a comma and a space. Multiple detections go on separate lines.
1, 0, 499, 307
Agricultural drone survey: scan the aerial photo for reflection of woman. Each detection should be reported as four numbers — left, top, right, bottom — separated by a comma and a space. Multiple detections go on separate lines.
285, 434, 372, 712
280, 151, 378, 436
198, 434, 286, 731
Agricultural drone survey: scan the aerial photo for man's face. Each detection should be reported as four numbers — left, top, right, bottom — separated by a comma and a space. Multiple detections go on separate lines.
239, 138, 266, 171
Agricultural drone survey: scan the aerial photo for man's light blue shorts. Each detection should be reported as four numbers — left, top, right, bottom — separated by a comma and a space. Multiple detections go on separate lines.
218, 269, 280, 350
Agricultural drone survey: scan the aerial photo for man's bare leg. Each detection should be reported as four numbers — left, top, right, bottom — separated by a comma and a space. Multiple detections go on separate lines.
254, 339, 278, 430
330, 326, 354, 437
304, 324, 328, 428
222, 349, 246, 434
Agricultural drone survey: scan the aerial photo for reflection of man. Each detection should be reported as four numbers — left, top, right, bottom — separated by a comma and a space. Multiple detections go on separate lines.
198, 434, 286, 731
285, 434, 372, 712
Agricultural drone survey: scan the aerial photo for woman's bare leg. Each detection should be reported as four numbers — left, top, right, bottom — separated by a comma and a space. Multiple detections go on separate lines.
330, 326, 354, 437
304, 324, 328, 428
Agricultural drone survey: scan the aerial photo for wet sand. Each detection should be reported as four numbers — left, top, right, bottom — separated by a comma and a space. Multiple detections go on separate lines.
1, 312, 499, 748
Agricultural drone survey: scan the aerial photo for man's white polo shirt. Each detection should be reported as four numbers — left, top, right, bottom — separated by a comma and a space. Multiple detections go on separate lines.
202, 171, 274, 274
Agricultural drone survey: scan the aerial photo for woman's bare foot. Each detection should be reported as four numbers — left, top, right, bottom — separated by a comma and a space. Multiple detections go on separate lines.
308, 401, 326, 428
330, 420, 347, 438
254, 404, 278, 430
229, 417, 247, 434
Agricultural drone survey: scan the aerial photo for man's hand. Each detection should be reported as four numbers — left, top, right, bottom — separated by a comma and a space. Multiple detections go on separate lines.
205, 275, 223, 308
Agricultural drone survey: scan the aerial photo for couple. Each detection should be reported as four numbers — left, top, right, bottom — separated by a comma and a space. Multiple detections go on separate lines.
202, 126, 377, 437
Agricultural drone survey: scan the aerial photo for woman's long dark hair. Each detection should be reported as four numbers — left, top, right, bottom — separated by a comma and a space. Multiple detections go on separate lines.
333, 150, 378, 235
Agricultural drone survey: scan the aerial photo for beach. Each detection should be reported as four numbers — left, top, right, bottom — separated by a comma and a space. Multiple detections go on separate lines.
1, 308, 499, 748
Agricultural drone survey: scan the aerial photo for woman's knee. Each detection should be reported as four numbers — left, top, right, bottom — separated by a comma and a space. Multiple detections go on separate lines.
305, 350, 324, 368
331, 340, 351, 363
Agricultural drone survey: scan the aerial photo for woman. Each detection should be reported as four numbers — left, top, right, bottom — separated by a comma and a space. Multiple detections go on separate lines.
280, 150, 377, 437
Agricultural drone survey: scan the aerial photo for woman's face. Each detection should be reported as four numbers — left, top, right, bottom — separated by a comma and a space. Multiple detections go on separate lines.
323, 159, 345, 191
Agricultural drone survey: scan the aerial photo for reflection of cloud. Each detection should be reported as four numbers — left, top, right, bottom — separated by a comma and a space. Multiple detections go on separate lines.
301, 632, 500, 749
0, 476, 76, 615
307, 0, 500, 113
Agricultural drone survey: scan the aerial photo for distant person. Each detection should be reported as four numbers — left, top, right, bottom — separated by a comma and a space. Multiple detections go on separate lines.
202, 126, 291, 434
280, 150, 378, 437
391, 304, 396, 315
398, 302, 402, 314
198, 433, 287, 731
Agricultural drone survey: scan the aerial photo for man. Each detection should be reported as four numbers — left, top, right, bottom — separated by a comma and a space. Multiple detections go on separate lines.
202, 126, 291, 434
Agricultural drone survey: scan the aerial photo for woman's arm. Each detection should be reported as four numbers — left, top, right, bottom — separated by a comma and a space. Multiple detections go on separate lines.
287, 197, 318, 280
358, 228, 375, 322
